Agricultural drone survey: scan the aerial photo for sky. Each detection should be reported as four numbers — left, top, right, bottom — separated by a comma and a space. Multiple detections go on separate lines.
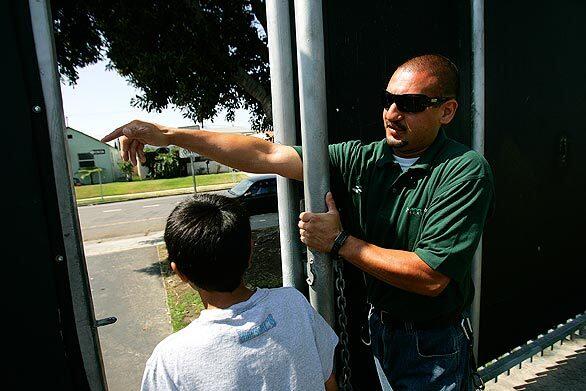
60, 60, 252, 142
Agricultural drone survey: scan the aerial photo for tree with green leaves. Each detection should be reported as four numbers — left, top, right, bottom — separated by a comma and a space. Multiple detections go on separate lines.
118, 161, 134, 181
76, 166, 103, 184
154, 151, 181, 179
52, 0, 271, 129
76, 166, 105, 199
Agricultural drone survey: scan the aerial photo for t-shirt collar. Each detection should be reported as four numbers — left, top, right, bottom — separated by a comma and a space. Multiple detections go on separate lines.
376, 129, 447, 171
197, 288, 269, 321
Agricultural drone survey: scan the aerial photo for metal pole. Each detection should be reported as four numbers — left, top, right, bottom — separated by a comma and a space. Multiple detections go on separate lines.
29, 0, 108, 389
98, 170, 104, 202
266, 0, 304, 290
137, 158, 143, 179
190, 155, 197, 193
293, 0, 334, 326
471, 0, 485, 360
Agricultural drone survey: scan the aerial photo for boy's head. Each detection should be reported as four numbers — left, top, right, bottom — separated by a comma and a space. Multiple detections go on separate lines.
164, 194, 251, 292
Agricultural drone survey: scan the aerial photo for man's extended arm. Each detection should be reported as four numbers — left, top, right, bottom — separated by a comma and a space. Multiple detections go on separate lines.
101, 120, 303, 181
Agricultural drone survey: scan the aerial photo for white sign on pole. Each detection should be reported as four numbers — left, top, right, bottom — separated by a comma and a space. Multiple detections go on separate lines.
179, 148, 198, 159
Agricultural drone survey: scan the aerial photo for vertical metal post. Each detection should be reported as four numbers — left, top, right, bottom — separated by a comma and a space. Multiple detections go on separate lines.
29, 0, 108, 389
293, 0, 334, 325
137, 158, 143, 180
97, 170, 104, 201
190, 155, 197, 193
471, 0, 485, 360
266, 0, 304, 290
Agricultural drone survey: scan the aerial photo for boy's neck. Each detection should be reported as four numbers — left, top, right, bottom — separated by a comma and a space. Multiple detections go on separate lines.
198, 283, 255, 310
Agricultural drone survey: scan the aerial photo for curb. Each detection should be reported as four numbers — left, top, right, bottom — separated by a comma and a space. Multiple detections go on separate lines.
76, 182, 238, 207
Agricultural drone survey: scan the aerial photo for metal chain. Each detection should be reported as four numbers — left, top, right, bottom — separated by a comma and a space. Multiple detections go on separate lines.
334, 258, 353, 391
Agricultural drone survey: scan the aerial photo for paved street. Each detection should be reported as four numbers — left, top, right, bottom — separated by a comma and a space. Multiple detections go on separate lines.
78, 192, 278, 241
78, 192, 224, 241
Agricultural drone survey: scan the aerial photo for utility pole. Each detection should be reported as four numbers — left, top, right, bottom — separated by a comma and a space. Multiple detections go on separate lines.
190, 155, 197, 193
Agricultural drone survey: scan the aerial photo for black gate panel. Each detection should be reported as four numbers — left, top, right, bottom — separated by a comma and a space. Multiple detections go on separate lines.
481, 0, 586, 363
323, 0, 471, 146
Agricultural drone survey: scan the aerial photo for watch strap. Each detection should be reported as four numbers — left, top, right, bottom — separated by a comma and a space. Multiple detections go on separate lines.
330, 230, 349, 259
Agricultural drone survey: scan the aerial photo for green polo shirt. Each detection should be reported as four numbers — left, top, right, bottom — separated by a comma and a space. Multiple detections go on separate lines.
293, 130, 494, 321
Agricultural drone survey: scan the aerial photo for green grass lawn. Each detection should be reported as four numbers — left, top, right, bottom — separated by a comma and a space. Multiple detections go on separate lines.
75, 172, 247, 200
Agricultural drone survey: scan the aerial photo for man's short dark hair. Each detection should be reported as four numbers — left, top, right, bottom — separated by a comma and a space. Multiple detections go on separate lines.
397, 54, 459, 97
164, 194, 251, 292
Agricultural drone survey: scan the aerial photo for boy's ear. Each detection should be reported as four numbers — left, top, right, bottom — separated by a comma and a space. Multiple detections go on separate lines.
170, 261, 189, 283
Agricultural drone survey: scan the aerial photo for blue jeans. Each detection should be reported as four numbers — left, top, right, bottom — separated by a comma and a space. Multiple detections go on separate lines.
369, 311, 472, 391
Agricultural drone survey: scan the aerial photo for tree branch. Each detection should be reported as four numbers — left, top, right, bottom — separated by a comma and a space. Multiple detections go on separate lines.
232, 67, 272, 123
249, 0, 267, 35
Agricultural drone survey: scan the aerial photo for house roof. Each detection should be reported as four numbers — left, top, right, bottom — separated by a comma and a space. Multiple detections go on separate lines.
66, 127, 119, 152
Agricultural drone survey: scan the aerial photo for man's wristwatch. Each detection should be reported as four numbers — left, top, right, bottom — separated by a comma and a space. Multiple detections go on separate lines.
330, 230, 350, 259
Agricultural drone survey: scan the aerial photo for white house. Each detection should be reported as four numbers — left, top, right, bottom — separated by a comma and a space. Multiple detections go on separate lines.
66, 127, 124, 184
178, 126, 259, 175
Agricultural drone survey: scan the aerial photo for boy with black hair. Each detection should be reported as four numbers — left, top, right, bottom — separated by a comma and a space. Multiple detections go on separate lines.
141, 194, 339, 391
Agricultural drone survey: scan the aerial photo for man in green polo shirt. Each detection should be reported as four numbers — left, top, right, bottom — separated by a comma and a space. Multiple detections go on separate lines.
294, 55, 493, 390
104, 54, 493, 390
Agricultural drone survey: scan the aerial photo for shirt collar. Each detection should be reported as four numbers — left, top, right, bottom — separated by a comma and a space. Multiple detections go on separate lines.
197, 288, 269, 321
376, 129, 447, 171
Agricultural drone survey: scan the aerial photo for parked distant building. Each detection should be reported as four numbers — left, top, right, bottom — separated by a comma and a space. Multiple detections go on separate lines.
66, 127, 123, 184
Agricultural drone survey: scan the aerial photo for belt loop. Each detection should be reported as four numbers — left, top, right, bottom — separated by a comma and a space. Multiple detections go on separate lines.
405, 320, 413, 332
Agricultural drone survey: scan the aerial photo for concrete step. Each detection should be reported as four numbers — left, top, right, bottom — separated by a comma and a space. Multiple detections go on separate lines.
484, 331, 585, 390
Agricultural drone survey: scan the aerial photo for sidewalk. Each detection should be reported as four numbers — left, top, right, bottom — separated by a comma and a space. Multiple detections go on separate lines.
76, 182, 237, 206
485, 331, 585, 390
86, 245, 171, 391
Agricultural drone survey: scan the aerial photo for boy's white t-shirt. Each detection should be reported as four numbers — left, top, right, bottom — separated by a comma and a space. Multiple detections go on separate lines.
141, 287, 339, 391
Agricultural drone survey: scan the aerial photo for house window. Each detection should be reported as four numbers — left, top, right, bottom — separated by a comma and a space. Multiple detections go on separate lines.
67, 134, 73, 139
78, 153, 95, 168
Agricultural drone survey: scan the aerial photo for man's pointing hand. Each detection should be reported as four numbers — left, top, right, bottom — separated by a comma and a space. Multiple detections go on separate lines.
101, 120, 172, 166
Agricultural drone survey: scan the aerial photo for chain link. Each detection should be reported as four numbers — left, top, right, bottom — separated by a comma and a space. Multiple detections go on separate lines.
334, 258, 353, 391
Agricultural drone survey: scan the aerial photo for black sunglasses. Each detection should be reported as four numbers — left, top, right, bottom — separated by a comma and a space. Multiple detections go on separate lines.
382, 91, 452, 113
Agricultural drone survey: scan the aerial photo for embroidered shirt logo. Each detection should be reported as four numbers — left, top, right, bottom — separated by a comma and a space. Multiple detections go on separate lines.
238, 314, 277, 343
406, 207, 425, 216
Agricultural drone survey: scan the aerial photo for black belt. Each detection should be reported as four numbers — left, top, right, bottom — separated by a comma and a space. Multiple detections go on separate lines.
372, 308, 461, 331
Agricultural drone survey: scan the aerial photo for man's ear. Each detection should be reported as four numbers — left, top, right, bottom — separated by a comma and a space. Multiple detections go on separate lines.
170, 261, 189, 283
439, 100, 458, 125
